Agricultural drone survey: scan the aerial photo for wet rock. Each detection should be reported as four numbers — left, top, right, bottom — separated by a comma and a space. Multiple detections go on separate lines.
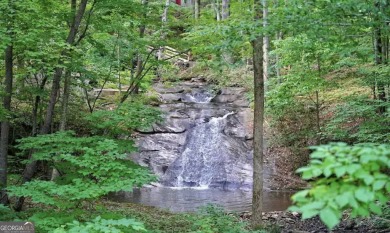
159, 93, 183, 103
131, 79, 255, 189
153, 83, 185, 94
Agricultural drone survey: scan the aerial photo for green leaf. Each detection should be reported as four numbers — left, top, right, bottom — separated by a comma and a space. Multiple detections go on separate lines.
348, 195, 359, 208
334, 166, 346, 178
335, 193, 349, 208
373, 180, 387, 191
291, 190, 310, 202
369, 203, 382, 215
319, 207, 340, 229
356, 206, 370, 217
364, 175, 374, 185
302, 209, 319, 219
354, 188, 372, 203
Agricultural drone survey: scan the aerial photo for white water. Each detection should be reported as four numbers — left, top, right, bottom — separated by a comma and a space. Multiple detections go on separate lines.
170, 111, 235, 187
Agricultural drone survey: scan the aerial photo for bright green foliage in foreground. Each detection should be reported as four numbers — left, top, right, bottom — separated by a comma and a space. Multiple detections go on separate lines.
8, 131, 156, 209
290, 143, 390, 229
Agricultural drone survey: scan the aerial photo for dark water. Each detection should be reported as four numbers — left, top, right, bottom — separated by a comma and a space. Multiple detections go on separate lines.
111, 187, 293, 213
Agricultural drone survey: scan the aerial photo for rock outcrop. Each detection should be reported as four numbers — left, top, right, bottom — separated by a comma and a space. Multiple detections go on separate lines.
131, 78, 254, 189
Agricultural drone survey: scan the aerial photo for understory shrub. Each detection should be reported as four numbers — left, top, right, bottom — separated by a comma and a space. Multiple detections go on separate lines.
188, 205, 269, 233
290, 143, 390, 229
8, 131, 156, 209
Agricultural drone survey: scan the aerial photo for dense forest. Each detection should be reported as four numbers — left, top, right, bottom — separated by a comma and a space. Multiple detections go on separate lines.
0, 0, 389, 232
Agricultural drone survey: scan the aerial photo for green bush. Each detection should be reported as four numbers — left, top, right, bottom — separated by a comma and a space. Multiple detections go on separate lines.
189, 205, 267, 233
0, 204, 16, 221
290, 143, 390, 229
8, 131, 156, 209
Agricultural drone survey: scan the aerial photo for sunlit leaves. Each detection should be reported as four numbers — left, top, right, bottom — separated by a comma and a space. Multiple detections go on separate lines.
9, 131, 156, 209
290, 143, 390, 229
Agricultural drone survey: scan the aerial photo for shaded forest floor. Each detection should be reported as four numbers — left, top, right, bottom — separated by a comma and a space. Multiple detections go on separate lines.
101, 201, 389, 233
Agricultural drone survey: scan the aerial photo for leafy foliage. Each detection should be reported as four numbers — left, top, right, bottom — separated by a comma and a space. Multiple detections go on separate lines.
0, 204, 16, 221
53, 216, 147, 233
323, 96, 390, 143
85, 101, 162, 136
188, 205, 267, 233
290, 143, 390, 229
8, 131, 156, 208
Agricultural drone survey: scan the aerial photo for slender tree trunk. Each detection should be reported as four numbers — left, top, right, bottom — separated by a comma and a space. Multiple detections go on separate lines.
15, 0, 89, 211
117, 42, 122, 95
251, 0, 264, 227
0, 45, 13, 205
212, 0, 221, 21
31, 75, 48, 136
221, 0, 229, 19
157, 0, 170, 79
0, 0, 15, 205
374, 0, 388, 114
275, 31, 283, 83
162, 0, 170, 26
134, 0, 148, 94
315, 57, 322, 143
194, 0, 200, 19
59, 70, 71, 131
263, 0, 269, 82
41, 0, 88, 134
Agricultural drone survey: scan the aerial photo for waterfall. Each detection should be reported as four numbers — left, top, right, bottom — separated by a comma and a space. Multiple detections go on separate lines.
135, 81, 253, 190
163, 112, 235, 188
182, 89, 214, 103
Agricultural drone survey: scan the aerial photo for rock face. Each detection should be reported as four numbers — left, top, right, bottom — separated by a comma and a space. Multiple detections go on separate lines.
131, 78, 254, 189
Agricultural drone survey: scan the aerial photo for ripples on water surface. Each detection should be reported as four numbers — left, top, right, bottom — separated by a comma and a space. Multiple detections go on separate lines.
111, 187, 293, 213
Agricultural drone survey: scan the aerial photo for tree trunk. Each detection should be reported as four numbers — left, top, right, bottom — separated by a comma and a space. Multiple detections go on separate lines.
194, 0, 200, 19
0, 45, 13, 205
374, 0, 388, 114
221, 0, 229, 19
41, 0, 88, 134
0, 0, 15, 205
275, 31, 283, 83
162, 0, 170, 24
251, 0, 264, 227
263, 0, 269, 82
59, 70, 71, 131
212, 0, 221, 21
133, 0, 148, 94
31, 75, 48, 136
15, 0, 89, 211
157, 0, 170, 79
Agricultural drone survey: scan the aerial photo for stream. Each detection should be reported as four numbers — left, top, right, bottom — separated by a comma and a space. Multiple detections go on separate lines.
111, 188, 292, 213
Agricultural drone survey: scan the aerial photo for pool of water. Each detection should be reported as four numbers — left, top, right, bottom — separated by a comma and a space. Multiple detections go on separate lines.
110, 187, 293, 213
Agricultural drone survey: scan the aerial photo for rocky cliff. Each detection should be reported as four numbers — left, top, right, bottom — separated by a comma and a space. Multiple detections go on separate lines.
131, 78, 254, 189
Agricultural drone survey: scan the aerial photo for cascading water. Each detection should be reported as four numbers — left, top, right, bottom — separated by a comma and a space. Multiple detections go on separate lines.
181, 89, 214, 103
112, 79, 293, 213
164, 111, 235, 188
133, 81, 254, 190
